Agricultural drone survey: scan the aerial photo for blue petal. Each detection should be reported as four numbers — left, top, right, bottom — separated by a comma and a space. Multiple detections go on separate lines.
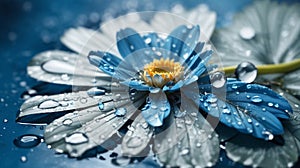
141, 91, 170, 127
163, 25, 200, 59
117, 28, 147, 58
199, 93, 284, 139
88, 51, 122, 76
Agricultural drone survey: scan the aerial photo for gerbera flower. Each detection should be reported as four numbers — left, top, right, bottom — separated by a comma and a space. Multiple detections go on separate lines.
17, 7, 292, 168
211, 0, 300, 167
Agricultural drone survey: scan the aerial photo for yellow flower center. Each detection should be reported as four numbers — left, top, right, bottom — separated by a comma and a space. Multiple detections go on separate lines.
142, 58, 184, 88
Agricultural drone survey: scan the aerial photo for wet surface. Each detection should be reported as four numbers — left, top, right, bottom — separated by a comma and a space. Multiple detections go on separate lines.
1, 0, 300, 167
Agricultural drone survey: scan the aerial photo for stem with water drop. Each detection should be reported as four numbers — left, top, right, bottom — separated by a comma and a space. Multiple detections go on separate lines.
223, 59, 300, 75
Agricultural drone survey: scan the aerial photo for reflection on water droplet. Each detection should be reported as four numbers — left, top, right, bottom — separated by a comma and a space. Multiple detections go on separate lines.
210, 71, 226, 88
251, 96, 262, 103
20, 156, 27, 163
98, 102, 104, 110
42, 60, 75, 74
179, 148, 190, 156
235, 61, 257, 83
115, 108, 127, 117
65, 132, 89, 145
38, 100, 60, 109
239, 26, 255, 40
127, 136, 143, 148
62, 119, 73, 126
14, 134, 42, 148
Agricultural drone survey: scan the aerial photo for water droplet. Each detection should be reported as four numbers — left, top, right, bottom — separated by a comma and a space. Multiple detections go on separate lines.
115, 108, 127, 117
287, 162, 294, 168
14, 134, 42, 148
20, 156, 27, 163
145, 37, 151, 44
65, 132, 89, 145
231, 84, 238, 89
179, 148, 190, 156
210, 71, 226, 88
222, 108, 231, 114
130, 45, 134, 50
87, 87, 106, 96
206, 94, 218, 103
112, 156, 131, 166
263, 131, 274, 140
172, 44, 176, 48
239, 26, 255, 40
61, 74, 70, 81
3, 119, 8, 123
62, 119, 73, 126
235, 61, 257, 83
247, 118, 252, 123
80, 97, 88, 104
127, 136, 143, 148
38, 100, 60, 109
42, 60, 75, 74
98, 102, 104, 110
251, 96, 262, 103
274, 104, 279, 108
268, 102, 274, 107
160, 106, 168, 112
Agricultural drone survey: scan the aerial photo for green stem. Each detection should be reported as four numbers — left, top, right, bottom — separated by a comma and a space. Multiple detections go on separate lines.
223, 59, 300, 75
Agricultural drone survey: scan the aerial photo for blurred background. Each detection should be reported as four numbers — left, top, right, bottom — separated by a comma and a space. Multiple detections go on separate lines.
0, 0, 299, 167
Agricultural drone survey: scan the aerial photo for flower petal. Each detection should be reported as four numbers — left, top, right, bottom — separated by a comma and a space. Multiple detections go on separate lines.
28, 50, 111, 86
154, 93, 219, 167
163, 25, 200, 59
225, 129, 298, 168
17, 91, 98, 124
60, 27, 118, 56
121, 113, 154, 156
141, 90, 170, 127
117, 28, 147, 58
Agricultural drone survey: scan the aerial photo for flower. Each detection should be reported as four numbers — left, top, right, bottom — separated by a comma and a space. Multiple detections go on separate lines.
17, 6, 293, 168
211, 0, 300, 167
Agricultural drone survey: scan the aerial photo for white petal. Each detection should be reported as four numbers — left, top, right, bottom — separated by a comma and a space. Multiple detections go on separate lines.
27, 50, 111, 86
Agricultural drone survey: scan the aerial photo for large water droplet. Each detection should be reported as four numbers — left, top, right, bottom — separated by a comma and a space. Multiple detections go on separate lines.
65, 132, 89, 145
38, 100, 60, 109
115, 108, 127, 117
251, 96, 262, 103
235, 61, 257, 83
42, 60, 75, 74
14, 134, 43, 148
87, 87, 106, 97
239, 26, 255, 40
127, 136, 143, 148
210, 71, 226, 88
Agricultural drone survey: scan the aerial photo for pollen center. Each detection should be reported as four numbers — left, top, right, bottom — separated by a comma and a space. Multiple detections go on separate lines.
142, 58, 184, 88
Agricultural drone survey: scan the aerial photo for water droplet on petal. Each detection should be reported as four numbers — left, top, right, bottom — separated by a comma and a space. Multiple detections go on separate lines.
180, 148, 190, 156
98, 102, 104, 110
87, 87, 106, 96
251, 96, 262, 103
65, 132, 89, 145
62, 119, 73, 126
112, 156, 131, 166
210, 71, 226, 88
14, 134, 42, 148
115, 108, 127, 117
42, 60, 75, 74
127, 136, 143, 148
239, 26, 255, 40
38, 100, 60, 109
268, 102, 274, 107
235, 61, 257, 83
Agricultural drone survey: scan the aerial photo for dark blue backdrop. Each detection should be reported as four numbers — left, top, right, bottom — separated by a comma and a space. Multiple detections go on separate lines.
1, 0, 299, 167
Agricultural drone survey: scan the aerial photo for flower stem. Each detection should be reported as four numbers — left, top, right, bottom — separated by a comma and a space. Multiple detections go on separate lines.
223, 59, 300, 75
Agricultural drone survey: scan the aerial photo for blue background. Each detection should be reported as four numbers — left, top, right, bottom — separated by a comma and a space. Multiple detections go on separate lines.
0, 0, 299, 167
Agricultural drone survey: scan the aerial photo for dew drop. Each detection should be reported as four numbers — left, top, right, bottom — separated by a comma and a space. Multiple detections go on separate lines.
62, 119, 73, 126
239, 26, 255, 40
80, 97, 88, 104
20, 156, 27, 163
210, 71, 226, 88
115, 108, 127, 117
98, 102, 104, 110
222, 108, 231, 114
130, 45, 134, 50
268, 102, 274, 107
38, 100, 60, 109
127, 136, 143, 148
235, 61, 257, 83
87, 87, 106, 96
42, 60, 75, 74
179, 148, 190, 156
251, 96, 262, 103
61, 74, 70, 81
65, 132, 88, 145
14, 134, 42, 148
231, 84, 238, 89
144, 37, 152, 44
